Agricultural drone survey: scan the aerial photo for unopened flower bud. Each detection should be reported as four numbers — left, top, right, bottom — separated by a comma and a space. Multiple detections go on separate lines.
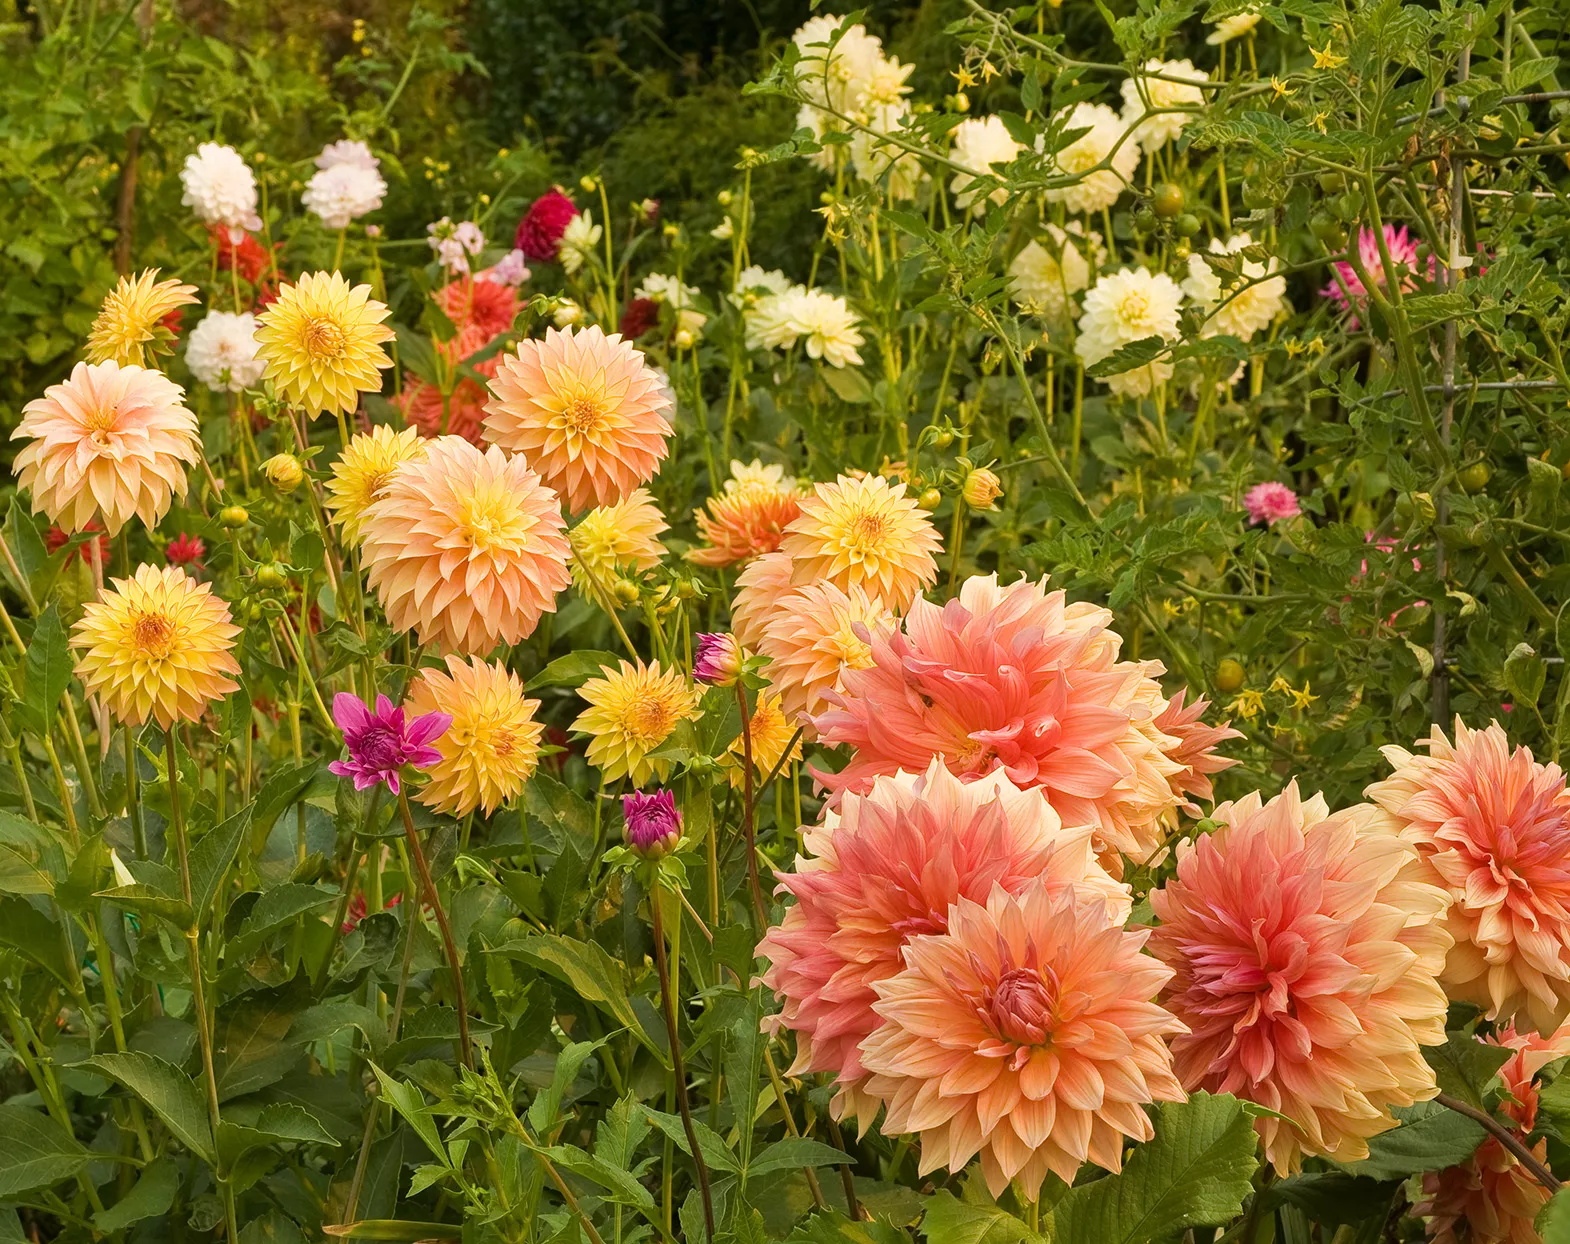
693, 632, 744, 687
219, 505, 250, 529
917, 488, 942, 511
717, 190, 734, 207
636, 198, 660, 224
262, 453, 304, 491
673, 327, 696, 350
623, 789, 681, 856
962, 467, 1003, 510
613, 578, 641, 605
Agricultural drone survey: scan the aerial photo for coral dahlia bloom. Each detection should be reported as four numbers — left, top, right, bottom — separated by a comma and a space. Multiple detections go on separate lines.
757, 759, 1128, 1122
572, 660, 701, 787
14, 361, 200, 535
689, 476, 804, 568
1149, 782, 1452, 1173
569, 488, 667, 593
484, 325, 672, 513
780, 474, 940, 612
759, 580, 894, 728
360, 436, 571, 655
730, 549, 796, 651
71, 564, 241, 728
814, 573, 1184, 862
86, 269, 199, 367
1153, 688, 1241, 807
438, 277, 520, 342
407, 655, 545, 816
255, 271, 395, 418
1366, 719, 1570, 1034
395, 324, 498, 446
859, 877, 1184, 1196
325, 424, 430, 546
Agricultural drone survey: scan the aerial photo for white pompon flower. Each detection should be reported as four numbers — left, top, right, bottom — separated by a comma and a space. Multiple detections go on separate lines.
1182, 233, 1289, 342
789, 289, 865, 368
1009, 223, 1106, 324
1043, 103, 1140, 215
302, 162, 387, 230
949, 116, 1023, 213
316, 139, 379, 172
1075, 267, 1185, 397
480, 249, 532, 286
1207, 9, 1261, 44
185, 311, 265, 393
558, 211, 601, 276
636, 273, 708, 339
180, 143, 261, 233
1121, 58, 1209, 153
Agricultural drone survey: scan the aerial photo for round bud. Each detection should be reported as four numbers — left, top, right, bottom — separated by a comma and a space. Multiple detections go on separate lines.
254, 564, 287, 590
917, 488, 942, 511
931, 428, 955, 450
613, 578, 641, 605
1173, 213, 1200, 238
219, 505, 250, 529
1213, 658, 1246, 695
262, 453, 304, 492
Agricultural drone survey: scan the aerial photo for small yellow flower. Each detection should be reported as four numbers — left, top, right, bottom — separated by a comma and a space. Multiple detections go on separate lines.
409, 655, 545, 816
1310, 111, 1330, 134
727, 691, 804, 785
325, 424, 428, 546
85, 269, 199, 367
1289, 681, 1319, 710
952, 65, 978, 89
1228, 689, 1268, 720
1270, 76, 1296, 98
254, 271, 395, 419
573, 660, 701, 786
1310, 45, 1347, 70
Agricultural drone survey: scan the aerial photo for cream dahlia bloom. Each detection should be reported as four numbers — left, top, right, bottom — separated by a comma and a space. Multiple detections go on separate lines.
758, 580, 894, 728
86, 270, 199, 367
254, 271, 395, 418
569, 488, 668, 592
860, 877, 1184, 1196
302, 161, 387, 230
484, 325, 673, 513
1075, 267, 1185, 397
558, 210, 601, 276
813, 573, 1186, 862
360, 436, 571, 655
186, 311, 265, 393
316, 139, 378, 171
325, 423, 430, 545
1208, 9, 1261, 43
1149, 782, 1452, 1173
71, 564, 241, 728
731, 549, 797, 650
949, 116, 1023, 213
180, 143, 260, 232
408, 655, 544, 816
780, 473, 941, 612
1183, 233, 1290, 342
1009, 224, 1105, 324
850, 102, 924, 199
13, 361, 199, 535
783, 289, 865, 368
573, 660, 701, 786
759, 759, 1130, 1126
791, 14, 886, 113
1366, 719, 1570, 1034
1044, 102, 1140, 215
1120, 58, 1208, 153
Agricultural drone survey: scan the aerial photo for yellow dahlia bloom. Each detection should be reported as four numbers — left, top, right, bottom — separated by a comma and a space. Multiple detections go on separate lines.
780, 473, 941, 612
407, 655, 544, 816
360, 436, 571, 656
326, 424, 430, 546
483, 325, 673, 513
13, 361, 200, 535
759, 581, 895, 729
255, 271, 394, 418
573, 659, 701, 786
71, 564, 241, 728
85, 269, 200, 367
569, 488, 668, 593
728, 690, 803, 785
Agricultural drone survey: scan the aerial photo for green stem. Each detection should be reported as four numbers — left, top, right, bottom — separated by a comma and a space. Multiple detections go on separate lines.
396, 789, 473, 1069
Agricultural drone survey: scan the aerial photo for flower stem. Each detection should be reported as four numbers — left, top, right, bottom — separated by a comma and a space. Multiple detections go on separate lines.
396, 788, 473, 1069
1435, 1092, 1562, 1192
733, 683, 767, 926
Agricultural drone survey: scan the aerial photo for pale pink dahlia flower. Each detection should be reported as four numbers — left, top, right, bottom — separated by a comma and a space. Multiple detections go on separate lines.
1149, 781, 1452, 1173
1366, 719, 1570, 1035
758, 580, 896, 729
757, 758, 1128, 1123
859, 877, 1185, 1197
360, 435, 571, 655
813, 573, 1188, 863
483, 325, 672, 513
1244, 481, 1300, 526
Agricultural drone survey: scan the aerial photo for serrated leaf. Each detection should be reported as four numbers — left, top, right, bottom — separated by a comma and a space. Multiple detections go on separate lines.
921, 1191, 1038, 1244
1343, 1101, 1484, 1180
1086, 334, 1170, 379
189, 806, 254, 927
1539, 1185, 1570, 1244
0, 1104, 89, 1196
748, 1137, 852, 1178
1423, 1031, 1514, 1110
77, 1052, 213, 1162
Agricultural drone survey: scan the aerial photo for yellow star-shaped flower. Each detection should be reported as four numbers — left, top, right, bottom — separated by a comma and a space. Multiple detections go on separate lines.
1270, 76, 1296, 98
981, 61, 1000, 81
1289, 681, 1319, 710
1310, 111, 1330, 134
1228, 689, 1267, 720
1310, 45, 1348, 70
953, 65, 978, 89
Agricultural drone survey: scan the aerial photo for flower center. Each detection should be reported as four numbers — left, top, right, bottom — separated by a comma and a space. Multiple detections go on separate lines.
357, 725, 404, 770
456, 491, 528, 555
845, 508, 887, 551
987, 968, 1056, 1047
132, 611, 174, 658
85, 403, 121, 439
625, 696, 674, 744
1119, 291, 1152, 329
563, 392, 606, 434
304, 317, 347, 359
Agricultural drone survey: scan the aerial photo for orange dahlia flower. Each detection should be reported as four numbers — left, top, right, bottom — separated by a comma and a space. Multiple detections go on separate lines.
730, 549, 796, 651
780, 473, 940, 611
689, 473, 804, 568
758, 580, 894, 728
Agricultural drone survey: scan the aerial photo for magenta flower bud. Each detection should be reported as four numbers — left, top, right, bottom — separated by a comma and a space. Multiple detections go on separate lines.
328, 692, 451, 795
693, 632, 743, 687
623, 789, 681, 855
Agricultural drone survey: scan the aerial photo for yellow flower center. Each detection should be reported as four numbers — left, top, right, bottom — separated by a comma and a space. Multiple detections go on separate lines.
455, 488, 530, 554
304, 316, 347, 359
132, 611, 175, 659
831, 621, 873, 668
562, 391, 606, 435
624, 695, 674, 744
846, 507, 887, 548
84, 402, 121, 441
1119, 290, 1151, 328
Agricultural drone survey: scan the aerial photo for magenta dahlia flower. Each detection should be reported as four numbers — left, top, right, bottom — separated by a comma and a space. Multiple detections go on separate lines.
328, 692, 451, 794
1244, 481, 1300, 526
623, 788, 681, 854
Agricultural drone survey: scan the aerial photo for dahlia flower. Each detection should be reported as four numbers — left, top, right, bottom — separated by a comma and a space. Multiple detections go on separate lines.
325, 424, 430, 546
781, 289, 865, 368
624, 788, 682, 855
758, 580, 894, 727
1075, 267, 1185, 397
558, 211, 601, 276
436, 276, 519, 348
1183, 233, 1290, 342
407, 655, 544, 816
1149, 782, 1452, 1173
1323, 225, 1432, 325
731, 549, 797, 650
780, 473, 941, 612
14, 361, 200, 535
71, 564, 241, 727
689, 474, 804, 568
394, 324, 499, 445
484, 325, 672, 513
86, 270, 199, 367
572, 660, 701, 786
185, 311, 265, 392
813, 573, 1186, 862
1366, 720, 1570, 1034
479, 249, 531, 287
693, 632, 744, 687
859, 877, 1184, 1196
360, 436, 571, 655
727, 691, 803, 785
1153, 689, 1241, 807
303, 160, 387, 230
165, 533, 205, 567
515, 190, 579, 263
1244, 481, 1300, 525
328, 692, 450, 795
1044, 102, 1141, 216
758, 759, 1130, 1122
316, 139, 378, 172
48, 523, 110, 570
619, 297, 661, 340
1207, 9, 1260, 42
1009, 224, 1105, 324
254, 272, 395, 418
732, 267, 796, 307
949, 116, 1023, 213
180, 143, 261, 233
1120, 58, 1208, 153
569, 488, 668, 592
791, 14, 886, 114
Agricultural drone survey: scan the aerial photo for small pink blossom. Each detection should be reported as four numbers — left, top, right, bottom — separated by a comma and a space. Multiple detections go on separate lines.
1244, 481, 1300, 526
328, 692, 451, 795
479, 248, 531, 287
1322, 225, 1433, 327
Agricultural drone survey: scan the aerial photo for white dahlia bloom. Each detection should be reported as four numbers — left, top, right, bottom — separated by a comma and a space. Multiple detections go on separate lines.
302, 161, 387, 230
315, 139, 379, 172
185, 311, 265, 393
1075, 267, 1184, 397
1009, 223, 1105, 324
1182, 233, 1289, 342
786, 289, 864, 368
949, 116, 1022, 213
1121, 58, 1209, 153
180, 143, 261, 233
1207, 9, 1261, 43
558, 211, 601, 276
1043, 103, 1140, 216
791, 15, 886, 113
732, 266, 796, 308
851, 102, 923, 200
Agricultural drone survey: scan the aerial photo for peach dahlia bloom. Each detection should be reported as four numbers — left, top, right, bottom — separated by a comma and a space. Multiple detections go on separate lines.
689, 474, 804, 568
13, 361, 200, 535
860, 877, 1184, 1197
758, 759, 1129, 1125
484, 325, 672, 513
780, 473, 941, 612
731, 549, 796, 651
758, 580, 895, 728
360, 436, 570, 655
1154, 688, 1242, 808
1366, 719, 1570, 1034
813, 573, 1187, 862
1148, 782, 1452, 1173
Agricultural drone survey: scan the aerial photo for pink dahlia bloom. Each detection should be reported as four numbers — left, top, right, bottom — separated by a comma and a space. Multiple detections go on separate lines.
1322, 224, 1432, 325
1366, 719, 1570, 1034
1149, 781, 1452, 1173
328, 692, 451, 794
859, 877, 1184, 1197
1153, 689, 1241, 808
756, 758, 1128, 1124
515, 190, 579, 263
1244, 481, 1300, 526
812, 573, 1187, 863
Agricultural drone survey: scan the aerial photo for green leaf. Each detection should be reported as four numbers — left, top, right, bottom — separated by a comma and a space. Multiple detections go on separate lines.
77, 1052, 214, 1162
1085, 335, 1170, 379
525, 650, 622, 691
0, 811, 62, 895
214, 987, 306, 1101
20, 604, 71, 738
0, 1104, 89, 1196
323, 1221, 458, 1241
819, 365, 873, 404
791, 1211, 909, 1244
542, 1145, 657, 1210
1539, 1185, 1570, 1244
189, 806, 254, 926
0, 896, 74, 985
3, 499, 57, 611
1343, 1101, 1485, 1180
93, 882, 193, 929
1050, 1092, 1259, 1244
218, 1103, 340, 1170
527, 1038, 605, 1138
1423, 1031, 1514, 1110
641, 1106, 741, 1174
748, 1137, 852, 1178
93, 1158, 178, 1232
290, 999, 389, 1053
369, 1066, 447, 1164
492, 933, 668, 1062
921, 1192, 1038, 1244
230, 883, 337, 955
250, 761, 322, 853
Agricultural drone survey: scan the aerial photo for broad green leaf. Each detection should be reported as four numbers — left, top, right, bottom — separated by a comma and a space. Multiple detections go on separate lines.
1085, 334, 1169, 379
921, 1192, 1038, 1244
3, 500, 57, 612
323, 1221, 458, 1241
1539, 1185, 1570, 1244
0, 896, 74, 985
77, 1052, 214, 1162
230, 883, 337, 955
369, 1065, 447, 1164
214, 987, 306, 1100
748, 1137, 852, 1178
642, 1105, 742, 1174
1343, 1101, 1485, 1180
218, 1102, 339, 1170
189, 805, 254, 925
93, 882, 193, 929
20, 604, 71, 738
528, 1038, 605, 1138
249, 761, 322, 854
289, 999, 389, 1053
525, 650, 622, 691
1423, 1031, 1514, 1110
0, 1103, 89, 1196
0, 810, 62, 895
790, 1210, 909, 1244
93, 1157, 178, 1231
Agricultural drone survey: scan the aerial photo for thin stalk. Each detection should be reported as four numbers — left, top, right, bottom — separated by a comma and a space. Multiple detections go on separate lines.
1435, 1093, 1561, 1191
734, 684, 768, 926
396, 789, 472, 1069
